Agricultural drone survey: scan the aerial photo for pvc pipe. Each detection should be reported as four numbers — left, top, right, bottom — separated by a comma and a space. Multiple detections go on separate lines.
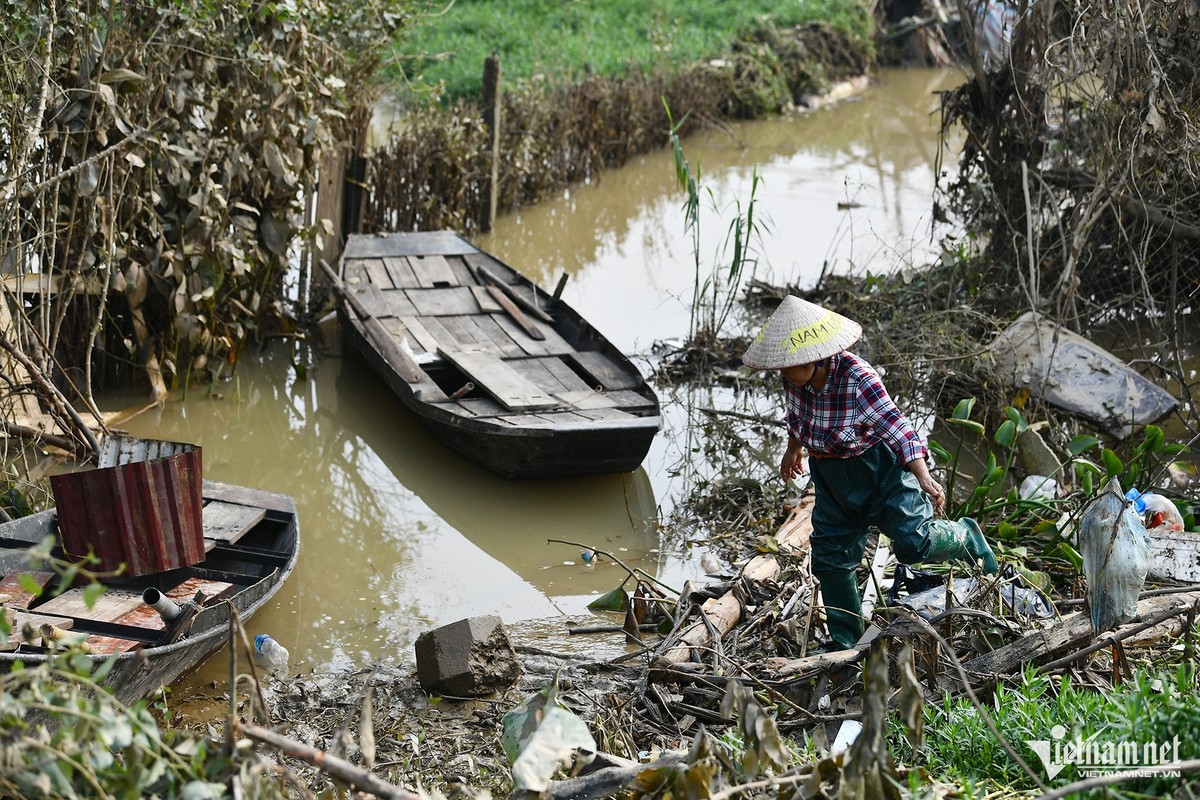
142, 587, 182, 621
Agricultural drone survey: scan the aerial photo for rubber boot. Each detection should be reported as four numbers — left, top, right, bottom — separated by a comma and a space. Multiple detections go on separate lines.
817, 571, 864, 650
922, 517, 999, 574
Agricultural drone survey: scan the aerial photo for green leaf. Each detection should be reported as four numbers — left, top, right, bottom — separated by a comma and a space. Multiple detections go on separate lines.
1044, 542, 1083, 572
1068, 435, 1102, 456
586, 584, 629, 612
994, 419, 1017, 447
946, 418, 986, 436
997, 521, 1018, 540
952, 398, 976, 420
1142, 425, 1164, 453
1101, 448, 1124, 477
1015, 565, 1051, 592
502, 672, 597, 792
83, 582, 106, 610
929, 440, 951, 463
1004, 406, 1029, 432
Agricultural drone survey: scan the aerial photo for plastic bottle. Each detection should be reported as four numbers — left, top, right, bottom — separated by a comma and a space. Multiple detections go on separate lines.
254, 634, 289, 670
1125, 488, 1185, 532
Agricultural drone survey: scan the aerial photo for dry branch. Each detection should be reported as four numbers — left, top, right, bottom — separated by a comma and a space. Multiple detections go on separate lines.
936, 589, 1200, 696
649, 498, 812, 676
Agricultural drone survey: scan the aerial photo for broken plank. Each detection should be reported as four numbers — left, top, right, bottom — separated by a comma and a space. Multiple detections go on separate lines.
203, 500, 267, 547
438, 349, 560, 411
407, 255, 458, 288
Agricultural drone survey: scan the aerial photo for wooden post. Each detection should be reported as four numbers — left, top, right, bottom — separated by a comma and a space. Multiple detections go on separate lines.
481, 52, 502, 233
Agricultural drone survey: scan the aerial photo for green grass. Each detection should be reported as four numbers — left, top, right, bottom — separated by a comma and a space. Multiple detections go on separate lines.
889, 664, 1200, 797
388, 0, 872, 102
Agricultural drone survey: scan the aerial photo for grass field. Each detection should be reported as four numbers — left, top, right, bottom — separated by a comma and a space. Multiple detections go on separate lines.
387, 0, 871, 102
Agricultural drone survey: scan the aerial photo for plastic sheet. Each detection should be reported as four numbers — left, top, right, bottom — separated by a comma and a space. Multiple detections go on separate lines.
1080, 478, 1150, 633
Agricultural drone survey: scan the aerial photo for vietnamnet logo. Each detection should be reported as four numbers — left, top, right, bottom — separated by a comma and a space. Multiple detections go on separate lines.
1026, 725, 1182, 779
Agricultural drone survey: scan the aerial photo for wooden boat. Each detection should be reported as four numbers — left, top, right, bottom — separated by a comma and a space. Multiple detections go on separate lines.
0, 480, 298, 706
327, 230, 661, 479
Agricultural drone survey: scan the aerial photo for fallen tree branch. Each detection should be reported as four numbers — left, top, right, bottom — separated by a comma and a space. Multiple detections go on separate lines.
649, 498, 813, 676
544, 751, 687, 800
241, 723, 420, 800
935, 589, 1200, 696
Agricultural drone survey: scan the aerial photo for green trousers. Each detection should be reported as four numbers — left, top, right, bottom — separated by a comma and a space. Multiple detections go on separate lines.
810, 443, 993, 649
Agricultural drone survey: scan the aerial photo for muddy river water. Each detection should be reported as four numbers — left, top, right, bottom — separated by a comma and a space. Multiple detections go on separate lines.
99, 68, 969, 692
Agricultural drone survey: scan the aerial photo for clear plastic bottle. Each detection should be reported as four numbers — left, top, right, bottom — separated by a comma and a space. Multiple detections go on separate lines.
254, 634, 289, 670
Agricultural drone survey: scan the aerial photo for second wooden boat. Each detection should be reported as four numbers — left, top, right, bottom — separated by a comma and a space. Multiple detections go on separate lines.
0, 480, 298, 706
328, 230, 662, 479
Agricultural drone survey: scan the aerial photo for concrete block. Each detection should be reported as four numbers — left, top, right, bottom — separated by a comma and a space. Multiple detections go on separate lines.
415, 614, 520, 697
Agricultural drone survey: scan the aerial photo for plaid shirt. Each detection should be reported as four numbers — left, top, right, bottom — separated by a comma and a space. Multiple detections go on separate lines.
783, 351, 928, 465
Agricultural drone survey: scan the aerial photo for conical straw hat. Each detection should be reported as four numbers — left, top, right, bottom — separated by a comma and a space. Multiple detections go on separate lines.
741, 296, 862, 369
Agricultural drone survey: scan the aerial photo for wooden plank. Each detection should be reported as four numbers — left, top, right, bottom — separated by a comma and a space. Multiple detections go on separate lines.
441, 316, 499, 352
487, 285, 544, 340
471, 285, 503, 313
567, 351, 644, 390
408, 255, 458, 288
0, 572, 56, 609
343, 231, 478, 260
497, 414, 558, 428
342, 261, 369, 285
447, 255, 476, 286
456, 397, 507, 417
573, 407, 637, 422
349, 283, 393, 319
607, 390, 658, 410
399, 317, 442, 354
405, 287, 479, 317
381, 289, 418, 318
201, 480, 295, 514
37, 587, 147, 622
382, 256, 420, 289
507, 357, 568, 391
438, 350, 560, 411
203, 500, 266, 546
555, 389, 619, 410
418, 316, 465, 351
541, 357, 594, 392
380, 318, 425, 355
472, 315, 523, 356
492, 313, 573, 356
362, 258, 395, 289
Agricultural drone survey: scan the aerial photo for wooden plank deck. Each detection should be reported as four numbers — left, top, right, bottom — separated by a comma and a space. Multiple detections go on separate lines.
438, 349, 560, 411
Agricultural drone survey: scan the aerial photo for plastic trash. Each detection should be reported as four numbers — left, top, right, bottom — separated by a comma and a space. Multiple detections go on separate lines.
1132, 491, 1180, 527
254, 634, 289, 671
1019, 475, 1058, 501
1082, 478, 1150, 633
898, 577, 1056, 620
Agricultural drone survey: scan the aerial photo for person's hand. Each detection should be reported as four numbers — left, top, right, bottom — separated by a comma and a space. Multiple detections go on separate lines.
919, 475, 947, 515
781, 443, 805, 480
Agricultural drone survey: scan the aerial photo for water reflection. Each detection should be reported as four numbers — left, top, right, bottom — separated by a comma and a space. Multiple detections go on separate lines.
102, 343, 667, 679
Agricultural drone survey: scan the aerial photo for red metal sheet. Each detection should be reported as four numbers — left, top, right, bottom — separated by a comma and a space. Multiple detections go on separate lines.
50, 445, 204, 577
